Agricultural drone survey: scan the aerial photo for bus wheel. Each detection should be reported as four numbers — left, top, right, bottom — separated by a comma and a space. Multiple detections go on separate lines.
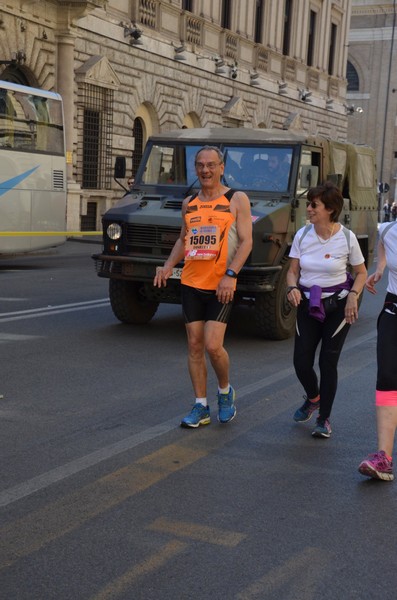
254, 259, 297, 340
109, 280, 159, 324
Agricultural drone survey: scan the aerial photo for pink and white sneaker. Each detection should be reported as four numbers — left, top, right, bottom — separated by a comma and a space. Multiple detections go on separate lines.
358, 451, 394, 481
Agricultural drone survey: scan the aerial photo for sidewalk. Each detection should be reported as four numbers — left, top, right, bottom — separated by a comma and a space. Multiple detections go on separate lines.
67, 235, 102, 245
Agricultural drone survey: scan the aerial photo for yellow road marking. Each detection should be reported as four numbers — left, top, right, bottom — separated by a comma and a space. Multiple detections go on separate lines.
89, 540, 188, 600
0, 231, 101, 236
148, 516, 246, 547
0, 444, 207, 569
235, 547, 329, 599
0, 395, 296, 571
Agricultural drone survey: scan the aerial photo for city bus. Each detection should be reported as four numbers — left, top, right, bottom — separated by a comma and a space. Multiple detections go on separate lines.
0, 80, 67, 254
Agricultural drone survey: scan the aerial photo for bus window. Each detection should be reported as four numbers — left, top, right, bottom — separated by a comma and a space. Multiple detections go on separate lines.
0, 81, 67, 254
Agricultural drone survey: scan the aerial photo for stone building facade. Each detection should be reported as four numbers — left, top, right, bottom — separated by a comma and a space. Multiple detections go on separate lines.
347, 1, 397, 204
0, 0, 352, 231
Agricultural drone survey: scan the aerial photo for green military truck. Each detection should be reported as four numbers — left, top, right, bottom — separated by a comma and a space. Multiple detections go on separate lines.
93, 128, 378, 339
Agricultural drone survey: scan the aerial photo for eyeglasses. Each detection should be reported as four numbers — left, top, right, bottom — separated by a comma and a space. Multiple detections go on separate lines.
306, 200, 319, 209
195, 162, 222, 171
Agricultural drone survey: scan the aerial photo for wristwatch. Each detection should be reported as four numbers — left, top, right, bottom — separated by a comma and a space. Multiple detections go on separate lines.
225, 268, 238, 278
286, 286, 299, 294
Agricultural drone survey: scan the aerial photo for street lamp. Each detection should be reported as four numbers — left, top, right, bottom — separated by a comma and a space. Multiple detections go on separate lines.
344, 104, 363, 115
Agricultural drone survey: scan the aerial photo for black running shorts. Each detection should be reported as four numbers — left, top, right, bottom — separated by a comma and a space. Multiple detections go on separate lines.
181, 284, 233, 324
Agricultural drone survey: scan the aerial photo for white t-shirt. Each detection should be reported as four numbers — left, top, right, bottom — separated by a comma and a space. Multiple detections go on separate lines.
379, 222, 397, 295
289, 224, 364, 289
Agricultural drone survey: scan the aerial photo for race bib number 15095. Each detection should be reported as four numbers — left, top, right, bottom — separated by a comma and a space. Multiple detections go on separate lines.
185, 225, 220, 261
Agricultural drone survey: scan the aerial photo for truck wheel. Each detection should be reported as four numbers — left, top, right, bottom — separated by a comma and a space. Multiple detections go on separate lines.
254, 259, 296, 340
109, 280, 159, 324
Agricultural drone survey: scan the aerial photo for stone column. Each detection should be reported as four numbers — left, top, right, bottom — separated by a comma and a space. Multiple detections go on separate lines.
56, 32, 75, 183
56, 32, 81, 232
339, 1, 352, 79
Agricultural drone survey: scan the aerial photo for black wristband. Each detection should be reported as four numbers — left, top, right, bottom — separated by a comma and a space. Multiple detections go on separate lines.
286, 286, 299, 294
225, 268, 238, 278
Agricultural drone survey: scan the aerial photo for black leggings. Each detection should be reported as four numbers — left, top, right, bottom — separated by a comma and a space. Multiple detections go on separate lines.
377, 293, 397, 391
293, 295, 350, 420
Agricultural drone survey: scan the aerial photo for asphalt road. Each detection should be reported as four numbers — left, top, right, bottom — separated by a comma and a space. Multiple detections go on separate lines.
0, 241, 395, 600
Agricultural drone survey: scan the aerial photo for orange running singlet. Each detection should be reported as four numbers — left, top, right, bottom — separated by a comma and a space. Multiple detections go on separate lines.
181, 189, 239, 290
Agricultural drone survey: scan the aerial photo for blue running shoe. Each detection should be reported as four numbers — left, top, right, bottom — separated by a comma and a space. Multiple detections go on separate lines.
293, 395, 319, 422
312, 417, 332, 438
181, 403, 211, 428
217, 386, 236, 423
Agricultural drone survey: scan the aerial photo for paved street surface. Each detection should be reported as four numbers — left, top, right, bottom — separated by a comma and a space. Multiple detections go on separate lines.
0, 241, 396, 600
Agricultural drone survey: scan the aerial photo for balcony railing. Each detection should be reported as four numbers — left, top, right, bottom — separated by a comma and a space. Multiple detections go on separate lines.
224, 32, 238, 61
139, 0, 157, 29
185, 14, 203, 46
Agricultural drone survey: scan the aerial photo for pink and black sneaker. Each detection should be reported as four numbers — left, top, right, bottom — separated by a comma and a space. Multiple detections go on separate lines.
311, 417, 332, 438
358, 451, 394, 481
293, 396, 320, 422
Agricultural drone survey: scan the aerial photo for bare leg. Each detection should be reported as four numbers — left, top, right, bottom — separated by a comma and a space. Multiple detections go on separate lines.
376, 406, 397, 457
185, 321, 207, 398
204, 320, 229, 388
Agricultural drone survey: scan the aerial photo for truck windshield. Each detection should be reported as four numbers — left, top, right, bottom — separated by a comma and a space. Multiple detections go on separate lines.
139, 143, 293, 192
223, 146, 292, 191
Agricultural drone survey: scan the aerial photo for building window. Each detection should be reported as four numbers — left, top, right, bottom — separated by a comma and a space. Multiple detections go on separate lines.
83, 109, 100, 188
81, 202, 98, 231
328, 23, 337, 75
346, 61, 360, 91
132, 118, 144, 177
283, 0, 292, 56
81, 83, 113, 189
307, 10, 316, 67
255, 0, 264, 44
221, 0, 232, 30
182, 0, 193, 11
0, 65, 33, 86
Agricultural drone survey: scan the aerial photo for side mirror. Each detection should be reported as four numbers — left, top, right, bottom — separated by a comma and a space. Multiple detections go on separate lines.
301, 165, 319, 188
114, 156, 126, 179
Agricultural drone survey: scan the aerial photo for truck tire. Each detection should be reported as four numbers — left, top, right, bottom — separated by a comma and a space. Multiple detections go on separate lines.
254, 259, 297, 340
109, 280, 159, 324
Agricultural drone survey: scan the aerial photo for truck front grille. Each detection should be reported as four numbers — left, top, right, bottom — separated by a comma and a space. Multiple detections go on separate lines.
125, 224, 180, 252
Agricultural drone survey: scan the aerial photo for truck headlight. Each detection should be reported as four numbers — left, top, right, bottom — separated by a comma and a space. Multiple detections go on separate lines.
107, 223, 122, 240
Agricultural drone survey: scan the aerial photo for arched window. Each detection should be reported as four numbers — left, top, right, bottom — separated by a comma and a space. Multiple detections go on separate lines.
283, 0, 293, 56
307, 10, 317, 67
0, 65, 36, 87
132, 118, 144, 176
221, 0, 232, 30
255, 0, 264, 44
328, 23, 337, 75
346, 61, 359, 91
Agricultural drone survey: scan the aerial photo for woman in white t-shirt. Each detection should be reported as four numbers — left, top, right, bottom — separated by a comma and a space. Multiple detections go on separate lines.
359, 222, 397, 480
287, 182, 367, 438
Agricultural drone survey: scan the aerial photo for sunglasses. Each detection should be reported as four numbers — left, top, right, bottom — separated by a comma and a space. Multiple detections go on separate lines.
306, 200, 319, 209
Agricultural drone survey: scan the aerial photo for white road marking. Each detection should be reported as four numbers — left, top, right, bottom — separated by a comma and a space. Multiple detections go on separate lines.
0, 328, 376, 509
0, 333, 42, 342
0, 298, 109, 323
